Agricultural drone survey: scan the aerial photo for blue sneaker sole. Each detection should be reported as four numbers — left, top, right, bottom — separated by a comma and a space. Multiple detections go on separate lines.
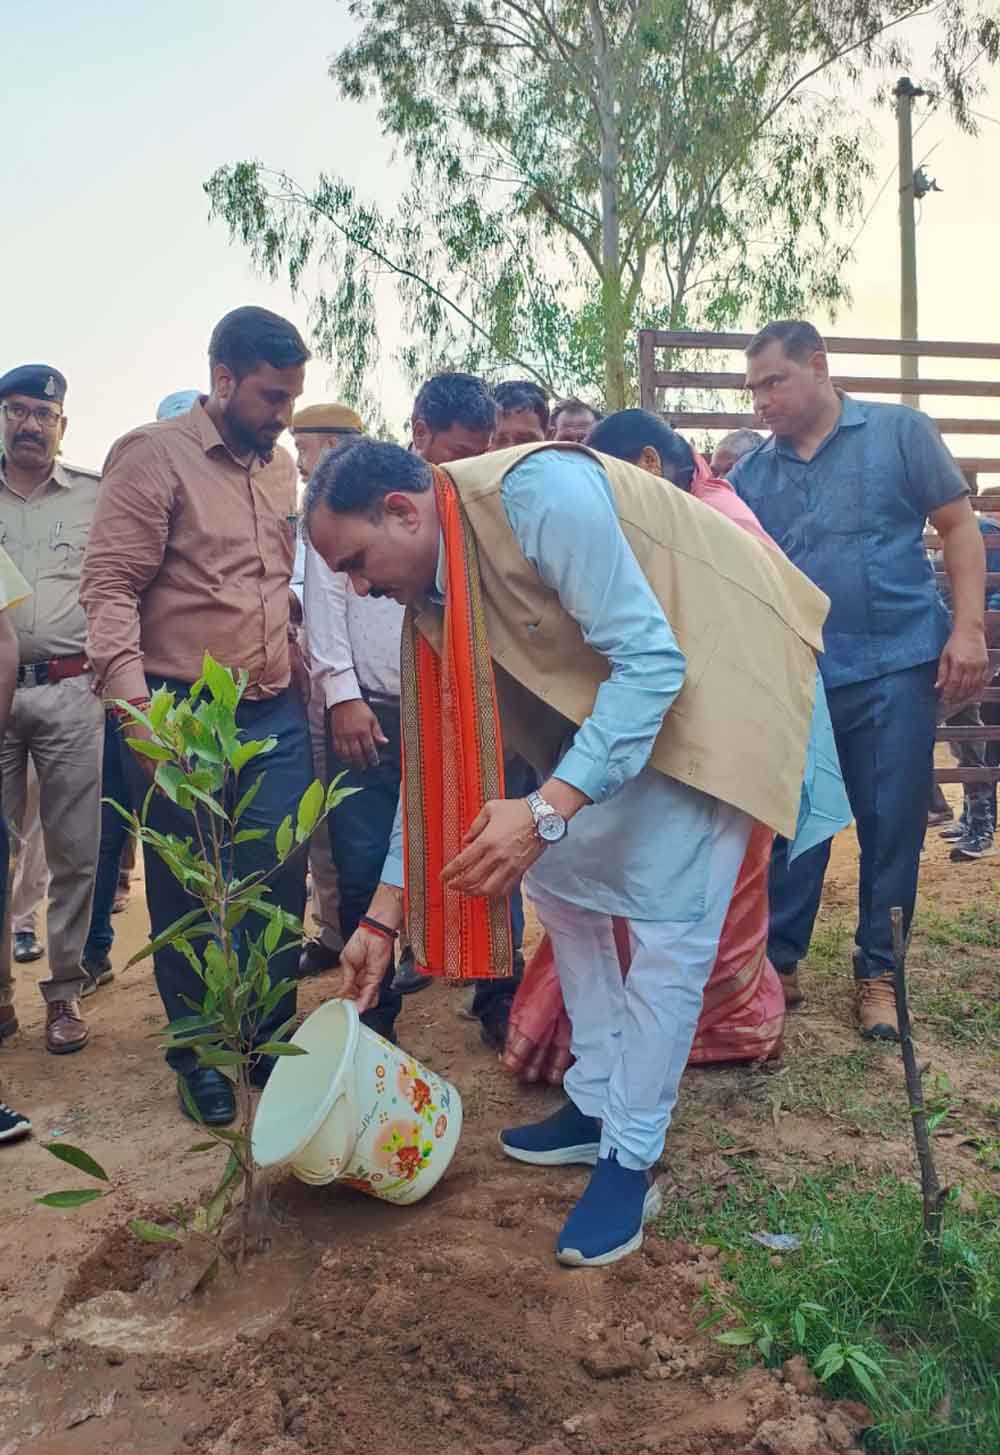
498, 1132, 600, 1168
556, 1182, 663, 1267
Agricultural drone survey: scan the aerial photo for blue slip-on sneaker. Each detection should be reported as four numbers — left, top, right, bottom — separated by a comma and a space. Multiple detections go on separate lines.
556, 1153, 662, 1267
499, 1100, 601, 1167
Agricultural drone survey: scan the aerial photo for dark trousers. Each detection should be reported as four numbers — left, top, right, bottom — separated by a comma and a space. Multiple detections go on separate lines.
767, 662, 938, 980
942, 700, 997, 835
130, 682, 310, 1074
326, 698, 405, 1037
83, 713, 132, 965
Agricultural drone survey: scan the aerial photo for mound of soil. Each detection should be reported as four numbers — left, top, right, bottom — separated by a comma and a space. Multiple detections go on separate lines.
189, 1188, 870, 1455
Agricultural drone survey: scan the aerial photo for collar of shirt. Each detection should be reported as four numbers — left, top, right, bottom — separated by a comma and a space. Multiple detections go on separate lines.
188, 397, 276, 473
429, 533, 447, 604
0, 455, 78, 493
764, 393, 867, 463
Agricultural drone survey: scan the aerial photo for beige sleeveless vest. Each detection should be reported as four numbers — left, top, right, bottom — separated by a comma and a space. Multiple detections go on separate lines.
415, 441, 829, 839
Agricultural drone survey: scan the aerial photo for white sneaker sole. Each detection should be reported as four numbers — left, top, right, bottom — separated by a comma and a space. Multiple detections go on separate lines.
556, 1182, 663, 1267
0, 1120, 32, 1142
498, 1132, 600, 1167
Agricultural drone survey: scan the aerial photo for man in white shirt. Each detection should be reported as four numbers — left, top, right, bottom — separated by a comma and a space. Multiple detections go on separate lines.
291, 403, 367, 975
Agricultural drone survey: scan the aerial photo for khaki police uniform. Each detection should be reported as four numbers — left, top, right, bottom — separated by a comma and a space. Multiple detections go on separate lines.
0, 456, 104, 1007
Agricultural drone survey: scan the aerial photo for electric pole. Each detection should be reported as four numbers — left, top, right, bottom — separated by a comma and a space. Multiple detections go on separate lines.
895, 76, 924, 406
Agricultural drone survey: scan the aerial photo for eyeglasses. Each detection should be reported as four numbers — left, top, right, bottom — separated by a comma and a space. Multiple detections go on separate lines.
2, 401, 63, 428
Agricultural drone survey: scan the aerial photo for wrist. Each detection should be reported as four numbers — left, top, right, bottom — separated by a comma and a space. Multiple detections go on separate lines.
368, 883, 404, 931
537, 777, 590, 820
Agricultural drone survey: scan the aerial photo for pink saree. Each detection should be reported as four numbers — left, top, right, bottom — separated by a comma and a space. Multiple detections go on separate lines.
501, 451, 786, 1084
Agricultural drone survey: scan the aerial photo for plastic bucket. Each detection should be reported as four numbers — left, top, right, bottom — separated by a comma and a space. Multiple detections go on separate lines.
251, 999, 463, 1204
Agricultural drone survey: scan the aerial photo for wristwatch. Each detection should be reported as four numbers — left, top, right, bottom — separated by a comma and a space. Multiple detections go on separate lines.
526, 790, 568, 844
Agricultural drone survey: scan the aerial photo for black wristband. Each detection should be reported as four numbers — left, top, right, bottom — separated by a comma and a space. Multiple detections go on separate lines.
360, 913, 399, 941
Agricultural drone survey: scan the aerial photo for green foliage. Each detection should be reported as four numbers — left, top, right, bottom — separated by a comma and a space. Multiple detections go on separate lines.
205, 1, 998, 409
659, 1169, 1000, 1453
39, 656, 359, 1268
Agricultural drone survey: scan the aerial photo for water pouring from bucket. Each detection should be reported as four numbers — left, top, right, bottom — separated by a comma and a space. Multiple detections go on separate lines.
252, 999, 463, 1204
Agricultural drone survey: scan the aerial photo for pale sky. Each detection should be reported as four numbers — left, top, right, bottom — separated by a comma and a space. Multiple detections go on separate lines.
3, 2, 999, 473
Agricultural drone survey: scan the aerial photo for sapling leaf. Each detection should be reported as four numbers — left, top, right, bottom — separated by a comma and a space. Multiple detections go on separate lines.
130, 1219, 182, 1245
275, 815, 293, 860
42, 1143, 110, 1181
36, 1189, 107, 1208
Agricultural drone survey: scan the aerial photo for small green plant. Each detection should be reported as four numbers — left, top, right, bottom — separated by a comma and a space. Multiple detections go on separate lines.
658, 1168, 1000, 1453
38, 655, 358, 1270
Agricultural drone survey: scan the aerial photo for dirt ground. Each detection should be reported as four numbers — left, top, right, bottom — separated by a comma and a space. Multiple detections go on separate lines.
2, 794, 998, 1455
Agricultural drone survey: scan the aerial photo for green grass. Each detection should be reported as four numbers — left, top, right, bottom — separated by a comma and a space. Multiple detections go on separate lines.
914, 908, 1000, 951
657, 1168, 1000, 1453
777, 1043, 905, 1135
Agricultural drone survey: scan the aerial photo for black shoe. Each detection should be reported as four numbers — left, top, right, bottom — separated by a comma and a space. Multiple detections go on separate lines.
81, 956, 115, 998
950, 831, 996, 861
479, 1001, 512, 1055
0, 1101, 31, 1143
939, 818, 966, 841
391, 958, 433, 995
177, 1068, 236, 1126
13, 932, 44, 963
297, 939, 340, 978
249, 1051, 277, 1089
360, 1012, 398, 1045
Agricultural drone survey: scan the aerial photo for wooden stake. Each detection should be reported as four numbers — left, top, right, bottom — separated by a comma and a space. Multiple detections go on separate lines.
890, 906, 947, 1260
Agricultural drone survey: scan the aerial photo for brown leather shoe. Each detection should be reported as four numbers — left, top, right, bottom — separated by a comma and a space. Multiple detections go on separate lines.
0, 1004, 19, 1042
776, 965, 805, 1010
854, 974, 900, 1042
45, 1000, 89, 1055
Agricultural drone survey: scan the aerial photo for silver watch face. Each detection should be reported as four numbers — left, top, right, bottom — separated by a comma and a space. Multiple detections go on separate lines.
537, 812, 566, 843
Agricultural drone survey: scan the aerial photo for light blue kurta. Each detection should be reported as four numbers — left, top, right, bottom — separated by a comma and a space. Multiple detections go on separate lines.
381, 450, 850, 920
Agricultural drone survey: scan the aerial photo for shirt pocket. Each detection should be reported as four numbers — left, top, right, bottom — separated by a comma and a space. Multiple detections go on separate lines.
44, 520, 89, 581
819, 467, 865, 536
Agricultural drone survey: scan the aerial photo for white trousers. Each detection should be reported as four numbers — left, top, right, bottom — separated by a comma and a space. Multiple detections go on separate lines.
528, 802, 752, 1170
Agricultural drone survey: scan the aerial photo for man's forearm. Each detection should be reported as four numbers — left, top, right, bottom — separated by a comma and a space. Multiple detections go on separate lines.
942, 516, 986, 634
367, 881, 405, 930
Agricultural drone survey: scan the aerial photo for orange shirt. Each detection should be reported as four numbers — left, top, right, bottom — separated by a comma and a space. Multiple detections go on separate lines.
81, 401, 297, 701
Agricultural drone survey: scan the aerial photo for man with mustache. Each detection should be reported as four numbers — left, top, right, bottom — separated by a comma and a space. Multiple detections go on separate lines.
0, 365, 105, 1055
81, 307, 312, 1125
731, 320, 987, 1038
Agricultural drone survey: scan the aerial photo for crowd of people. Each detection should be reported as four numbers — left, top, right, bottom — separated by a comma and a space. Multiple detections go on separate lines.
0, 306, 988, 1269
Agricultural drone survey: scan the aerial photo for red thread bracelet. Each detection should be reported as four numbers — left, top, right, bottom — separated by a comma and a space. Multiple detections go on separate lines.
360, 914, 399, 943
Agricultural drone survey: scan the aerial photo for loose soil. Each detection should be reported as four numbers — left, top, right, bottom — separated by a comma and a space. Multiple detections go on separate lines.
2, 795, 998, 1454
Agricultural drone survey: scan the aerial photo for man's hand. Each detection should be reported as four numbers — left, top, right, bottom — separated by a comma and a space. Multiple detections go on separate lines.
441, 798, 544, 898
288, 627, 311, 705
936, 624, 989, 703
120, 713, 158, 782
339, 926, 395, 1012
330, 699, 389, 770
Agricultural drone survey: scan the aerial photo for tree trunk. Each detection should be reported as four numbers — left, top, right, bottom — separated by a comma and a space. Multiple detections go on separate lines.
589, 1, 627, 411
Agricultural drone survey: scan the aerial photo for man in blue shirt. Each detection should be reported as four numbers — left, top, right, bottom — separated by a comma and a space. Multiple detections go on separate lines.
731, 320, 988, 1039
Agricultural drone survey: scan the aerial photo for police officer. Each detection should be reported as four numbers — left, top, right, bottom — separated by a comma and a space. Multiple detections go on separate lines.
0, 365, 105, 1054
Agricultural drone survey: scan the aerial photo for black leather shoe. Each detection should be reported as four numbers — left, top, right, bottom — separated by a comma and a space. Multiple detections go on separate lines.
360, 1012, 398, 1046
13, 932, 44, 963
391, 957, 433, 995
81, 956, 115, 998
297, 939, 340, 978
177, 1068, 236, 1126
